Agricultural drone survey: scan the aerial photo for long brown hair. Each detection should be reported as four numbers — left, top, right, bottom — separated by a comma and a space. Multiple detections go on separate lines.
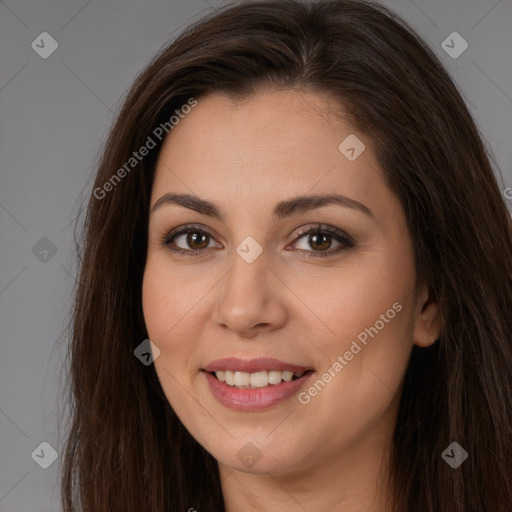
60, 1, 512, 510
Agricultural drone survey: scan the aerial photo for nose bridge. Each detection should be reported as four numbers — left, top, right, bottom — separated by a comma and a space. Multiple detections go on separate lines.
225, 240, 268, 300
212, 239, 286, 334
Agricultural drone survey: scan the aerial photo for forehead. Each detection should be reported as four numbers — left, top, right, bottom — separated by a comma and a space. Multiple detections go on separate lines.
148, 90, 400, 236
153, 89, 379, 191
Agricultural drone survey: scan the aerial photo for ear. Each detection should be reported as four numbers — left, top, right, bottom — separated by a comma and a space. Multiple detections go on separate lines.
413, 281, 442, 348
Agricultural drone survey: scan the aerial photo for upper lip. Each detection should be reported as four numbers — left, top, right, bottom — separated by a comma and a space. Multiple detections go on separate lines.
203, 357, 313, 373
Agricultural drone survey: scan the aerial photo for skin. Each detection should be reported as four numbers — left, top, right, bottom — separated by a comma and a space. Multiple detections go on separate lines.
142, 89, 442, 512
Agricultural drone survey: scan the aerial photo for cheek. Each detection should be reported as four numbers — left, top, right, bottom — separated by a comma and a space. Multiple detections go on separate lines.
142, 261, 200, 411
142, 266, 170, 341
142, 258, 207, 373
302, 303, 414, 453
302, 244, 416, 412
306, 252, 414, 354
142, 257, 195, 341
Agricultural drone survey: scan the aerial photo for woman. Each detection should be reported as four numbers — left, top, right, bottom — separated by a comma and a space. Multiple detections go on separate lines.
61, 0, 512, 510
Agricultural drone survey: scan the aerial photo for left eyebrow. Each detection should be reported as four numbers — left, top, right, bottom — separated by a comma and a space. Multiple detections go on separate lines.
150, 192, 375, 221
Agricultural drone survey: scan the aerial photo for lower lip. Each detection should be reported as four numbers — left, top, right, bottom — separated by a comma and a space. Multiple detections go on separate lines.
202, 370, 314, 411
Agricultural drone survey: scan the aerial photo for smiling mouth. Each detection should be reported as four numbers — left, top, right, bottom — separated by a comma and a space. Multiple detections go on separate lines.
207, 369, 314, 389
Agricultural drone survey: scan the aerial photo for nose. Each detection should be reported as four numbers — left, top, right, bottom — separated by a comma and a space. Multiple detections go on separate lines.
212, 251, 288, 338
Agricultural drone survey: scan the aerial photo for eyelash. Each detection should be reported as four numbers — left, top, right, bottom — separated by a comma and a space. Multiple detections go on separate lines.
159, 223, 354, 258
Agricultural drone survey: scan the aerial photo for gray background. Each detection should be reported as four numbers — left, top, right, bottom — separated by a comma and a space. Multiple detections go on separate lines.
0, 0, 511, 510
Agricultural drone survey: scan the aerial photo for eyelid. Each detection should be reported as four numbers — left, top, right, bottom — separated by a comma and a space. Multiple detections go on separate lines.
293, 223, 354, 244
160, 224, 220, 251
160, 222, 354, 257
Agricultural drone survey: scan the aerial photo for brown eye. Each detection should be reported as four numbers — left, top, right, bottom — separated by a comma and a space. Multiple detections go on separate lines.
182, 231, 210, 250
161, 226, 220, 255
306, 232, 333, 251
291, 224, 354, 258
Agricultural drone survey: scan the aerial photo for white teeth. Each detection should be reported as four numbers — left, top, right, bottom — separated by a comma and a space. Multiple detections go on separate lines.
213, 369, 307, 388
250, 371, 268, 388
234, 371, 250, 386
268, 371, 283, 385
282, 371, 293, 382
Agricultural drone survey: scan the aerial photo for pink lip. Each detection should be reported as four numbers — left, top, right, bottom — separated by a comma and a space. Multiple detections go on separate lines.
202, 369, 315, 411
203, 357, 312, 373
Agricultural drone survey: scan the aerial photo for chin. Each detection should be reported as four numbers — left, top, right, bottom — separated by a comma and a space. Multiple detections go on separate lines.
203, 432, 309, 475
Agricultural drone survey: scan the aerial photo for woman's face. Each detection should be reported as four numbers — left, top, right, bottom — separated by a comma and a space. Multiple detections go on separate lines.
142, 89, 439, 476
